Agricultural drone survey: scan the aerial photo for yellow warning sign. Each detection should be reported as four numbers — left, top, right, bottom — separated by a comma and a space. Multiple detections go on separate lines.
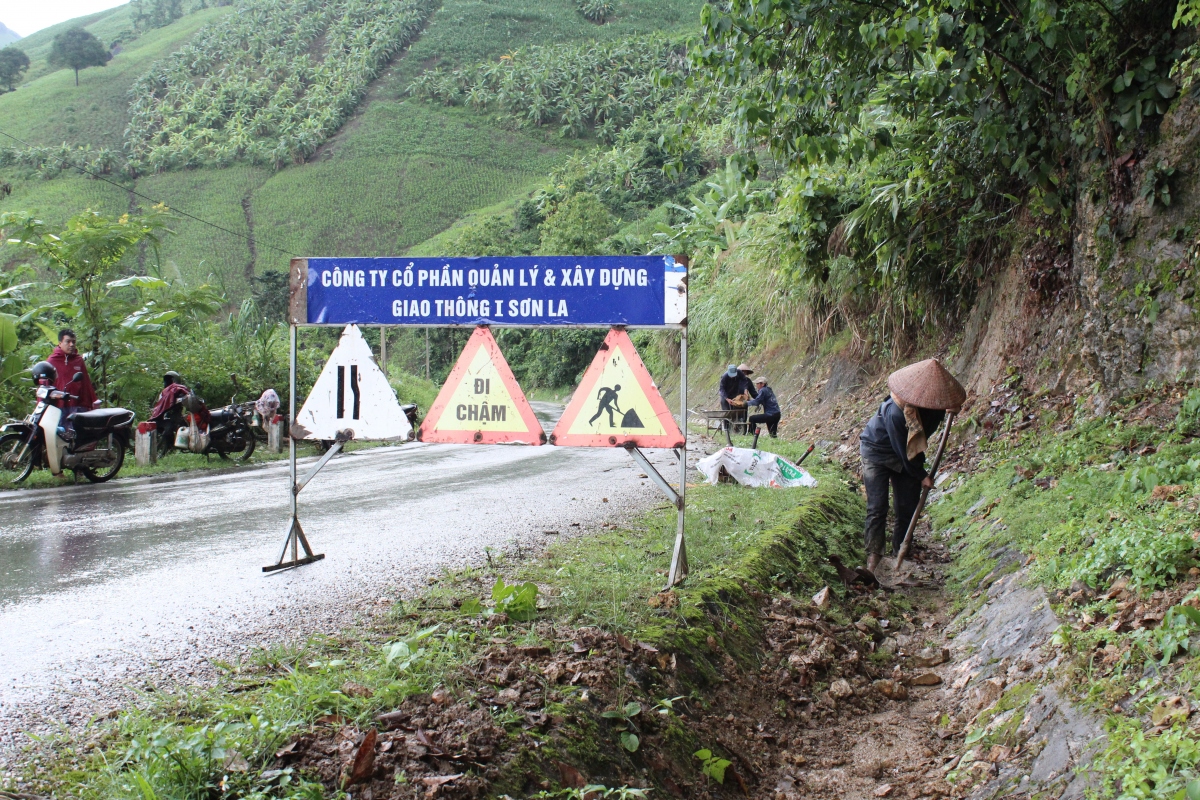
551, 328, 683, 448
419, 327, 545, 444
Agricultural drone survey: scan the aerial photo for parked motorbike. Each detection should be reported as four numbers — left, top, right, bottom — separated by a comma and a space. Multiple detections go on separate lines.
0, 368, 134, 484
164, 392, 256, 462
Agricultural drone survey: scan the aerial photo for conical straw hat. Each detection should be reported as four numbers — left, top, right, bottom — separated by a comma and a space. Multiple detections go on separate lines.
887, 358, 966, 411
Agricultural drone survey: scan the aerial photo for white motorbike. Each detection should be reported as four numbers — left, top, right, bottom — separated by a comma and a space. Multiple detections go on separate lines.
0, 369, 135, 485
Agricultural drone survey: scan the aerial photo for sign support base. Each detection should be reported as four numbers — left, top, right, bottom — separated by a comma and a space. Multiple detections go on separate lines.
667, 523, 688, 587
264, 517, 325, 572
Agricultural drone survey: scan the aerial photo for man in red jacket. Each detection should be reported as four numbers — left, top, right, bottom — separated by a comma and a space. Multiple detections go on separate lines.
46, 329, 100, 409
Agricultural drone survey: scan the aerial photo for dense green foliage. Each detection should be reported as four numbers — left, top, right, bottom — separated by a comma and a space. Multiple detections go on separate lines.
0, 7, 229, 157
657, 0, 1192, 352
125, 0, 434, 172
409, 35, 689, 140
130, 0, 187, 33
0, 207, 321, 421
0, 46, 30, 92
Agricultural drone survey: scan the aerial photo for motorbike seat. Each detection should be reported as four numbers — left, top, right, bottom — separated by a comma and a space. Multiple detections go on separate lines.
70, 408, 135, 431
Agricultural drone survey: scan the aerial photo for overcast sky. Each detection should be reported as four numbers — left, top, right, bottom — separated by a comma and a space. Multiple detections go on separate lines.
3, 0, 126, 38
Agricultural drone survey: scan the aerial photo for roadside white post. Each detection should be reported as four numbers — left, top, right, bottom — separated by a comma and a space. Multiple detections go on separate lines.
267, 418, 285, 453
134, 423, 157, 467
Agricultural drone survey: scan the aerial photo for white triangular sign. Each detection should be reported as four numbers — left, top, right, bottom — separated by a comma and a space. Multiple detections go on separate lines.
293, 325, 413, 441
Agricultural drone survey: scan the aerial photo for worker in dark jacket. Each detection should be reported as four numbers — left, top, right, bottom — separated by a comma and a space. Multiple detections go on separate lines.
859, 358, 965, 574
718, 363, 757, 432
718, 364, 756, 408
746, 376, 781, 437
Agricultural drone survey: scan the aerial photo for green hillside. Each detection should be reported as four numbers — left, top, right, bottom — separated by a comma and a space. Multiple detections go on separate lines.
1, 8, 230, 152
0, 0, 703, 296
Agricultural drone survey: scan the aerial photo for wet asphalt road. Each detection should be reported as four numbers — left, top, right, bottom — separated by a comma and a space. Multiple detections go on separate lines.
0, 403, 680, 754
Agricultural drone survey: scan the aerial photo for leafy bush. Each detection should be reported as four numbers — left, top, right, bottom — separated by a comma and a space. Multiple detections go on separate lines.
1066, 516, 1196, 590
408, 35, 690, 141
534, 116, 708, 218
491, 577, 538, 621
538, 192, 615, 254
125, 0, 435, 172
577, 0, 616, 24
1176, 388, 1200, 435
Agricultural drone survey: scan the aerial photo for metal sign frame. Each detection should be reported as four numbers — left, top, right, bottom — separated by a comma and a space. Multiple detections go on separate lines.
269, 256, 689, 588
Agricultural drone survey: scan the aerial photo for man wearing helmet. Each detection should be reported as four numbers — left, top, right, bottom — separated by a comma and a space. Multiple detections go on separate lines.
46, 329, 99, 409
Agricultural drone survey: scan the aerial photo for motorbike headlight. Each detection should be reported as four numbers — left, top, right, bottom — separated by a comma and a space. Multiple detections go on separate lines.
36, 387, 49, 399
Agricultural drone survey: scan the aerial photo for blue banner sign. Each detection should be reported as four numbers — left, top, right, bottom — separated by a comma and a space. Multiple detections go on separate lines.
298, 256, 687, 328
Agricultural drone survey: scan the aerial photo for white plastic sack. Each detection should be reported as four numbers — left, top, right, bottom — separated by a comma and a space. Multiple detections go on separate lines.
697, 447, 818, 489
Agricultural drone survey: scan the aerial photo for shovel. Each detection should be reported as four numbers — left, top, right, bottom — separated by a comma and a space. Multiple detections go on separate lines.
892, 412, 955, 576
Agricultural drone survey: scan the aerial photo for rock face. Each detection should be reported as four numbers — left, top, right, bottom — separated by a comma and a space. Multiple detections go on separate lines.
954, 94, 1200, 398
945, 570, 1106, 800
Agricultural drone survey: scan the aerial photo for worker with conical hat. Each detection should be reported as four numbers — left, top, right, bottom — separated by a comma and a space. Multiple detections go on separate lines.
858, 359, 965, 574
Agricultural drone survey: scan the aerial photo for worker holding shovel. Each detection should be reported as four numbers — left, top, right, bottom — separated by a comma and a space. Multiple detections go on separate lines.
858, 359, 965, 576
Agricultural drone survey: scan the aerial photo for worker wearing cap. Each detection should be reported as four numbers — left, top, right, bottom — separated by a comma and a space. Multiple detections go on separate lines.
718, 363, 757, 431
746, 376, 781, 437
858, 359, 965, 574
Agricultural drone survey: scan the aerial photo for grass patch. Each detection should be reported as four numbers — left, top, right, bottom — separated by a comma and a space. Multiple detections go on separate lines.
930, 409, 1200, 597
389, 371, 440, 419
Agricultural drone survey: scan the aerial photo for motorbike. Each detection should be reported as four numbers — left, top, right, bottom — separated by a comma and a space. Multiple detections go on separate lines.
0, 373, 135, 484
160, 391, 256, 462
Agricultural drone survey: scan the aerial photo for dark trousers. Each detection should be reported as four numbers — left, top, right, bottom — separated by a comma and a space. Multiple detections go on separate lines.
862, 459, 921, 557
719, 399, 745, 431
748, 412, 780, 436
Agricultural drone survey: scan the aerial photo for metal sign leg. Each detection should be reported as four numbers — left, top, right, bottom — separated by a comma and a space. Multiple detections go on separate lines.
667, 326, 688, 588
264, 324, 327, 573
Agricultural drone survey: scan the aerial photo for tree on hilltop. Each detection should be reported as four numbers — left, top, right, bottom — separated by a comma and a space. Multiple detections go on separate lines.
0, 46, 29, 92
49, 29, 111, 86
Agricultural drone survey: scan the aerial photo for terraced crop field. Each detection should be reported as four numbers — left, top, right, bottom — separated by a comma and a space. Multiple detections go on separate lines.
0, 0, 704, 294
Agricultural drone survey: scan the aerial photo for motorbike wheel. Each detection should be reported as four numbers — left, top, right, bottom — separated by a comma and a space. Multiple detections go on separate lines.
0, 433, 35, 484
217, 418, 256, 463
79, 436, 126, 483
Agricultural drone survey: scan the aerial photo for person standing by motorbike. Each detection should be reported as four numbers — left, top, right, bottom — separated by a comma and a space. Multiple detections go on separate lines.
149, 371, 191, 454
46, 329, 99, 410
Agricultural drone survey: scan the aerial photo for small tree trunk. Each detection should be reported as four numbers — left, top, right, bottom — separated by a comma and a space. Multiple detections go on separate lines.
74, 69, 79, 86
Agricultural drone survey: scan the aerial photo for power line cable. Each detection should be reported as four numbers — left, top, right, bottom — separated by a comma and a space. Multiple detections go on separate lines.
0, 128, 302, 258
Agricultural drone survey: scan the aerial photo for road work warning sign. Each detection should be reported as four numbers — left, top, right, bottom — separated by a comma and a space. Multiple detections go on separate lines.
550, 328, 684, 449
292, 325, 414, 441
419, 327, 545, 445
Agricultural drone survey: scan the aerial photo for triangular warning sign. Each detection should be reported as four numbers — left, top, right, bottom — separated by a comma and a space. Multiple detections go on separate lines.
419, 327, 545, 445
550, 328, 684, 449
293, 325, 413, 441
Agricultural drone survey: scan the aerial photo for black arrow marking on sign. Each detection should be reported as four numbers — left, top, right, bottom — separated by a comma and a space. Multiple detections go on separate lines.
350, 364, 360, 420
337, 366, 345, 418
